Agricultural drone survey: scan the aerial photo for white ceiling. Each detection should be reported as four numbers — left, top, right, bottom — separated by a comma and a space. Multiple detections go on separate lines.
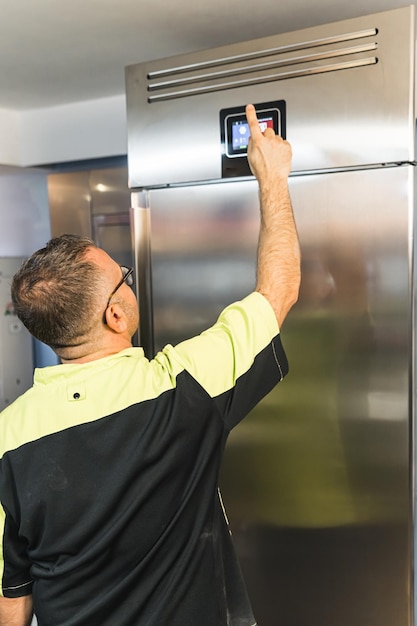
0, 0, 413, 111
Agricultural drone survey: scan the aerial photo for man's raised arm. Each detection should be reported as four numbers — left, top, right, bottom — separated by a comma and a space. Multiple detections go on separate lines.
246, 103, 301, 327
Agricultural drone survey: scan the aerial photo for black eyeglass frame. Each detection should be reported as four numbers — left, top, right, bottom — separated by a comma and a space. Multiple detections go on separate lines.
103, 266, 134, 324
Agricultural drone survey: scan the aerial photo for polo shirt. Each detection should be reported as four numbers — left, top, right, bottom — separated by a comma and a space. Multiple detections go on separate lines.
0, 292, 288, 626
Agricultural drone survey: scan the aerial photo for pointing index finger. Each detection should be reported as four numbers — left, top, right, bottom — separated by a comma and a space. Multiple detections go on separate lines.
245, 104, 263, 140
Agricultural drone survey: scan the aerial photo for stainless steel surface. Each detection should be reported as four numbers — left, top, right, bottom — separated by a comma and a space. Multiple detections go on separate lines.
143, 180, 259, 352
131, 199, 154, 356
125, 6, 415, 187
48, 171, 92, 239
47, 167, 133, 267
89, 167, 133, 268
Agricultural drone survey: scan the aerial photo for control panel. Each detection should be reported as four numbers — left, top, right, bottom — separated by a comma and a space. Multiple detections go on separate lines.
220, 100, 286, 177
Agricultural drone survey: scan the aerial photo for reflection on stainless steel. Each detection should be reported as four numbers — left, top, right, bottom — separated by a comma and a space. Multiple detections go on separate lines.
142, 181, 259, 349
225, 166, 410, 526
47, 171, 92, 238
123, 7, 417, 626
47, 165, 133, 269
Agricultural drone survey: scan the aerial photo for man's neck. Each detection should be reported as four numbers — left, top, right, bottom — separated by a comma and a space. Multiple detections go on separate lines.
59, 338, 133, 364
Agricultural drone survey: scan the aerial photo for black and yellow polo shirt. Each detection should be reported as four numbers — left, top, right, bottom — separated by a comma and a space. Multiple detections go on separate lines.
0, 292, 288, 626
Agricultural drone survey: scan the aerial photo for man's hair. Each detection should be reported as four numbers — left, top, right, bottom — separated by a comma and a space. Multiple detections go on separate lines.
11, 234, 104, 349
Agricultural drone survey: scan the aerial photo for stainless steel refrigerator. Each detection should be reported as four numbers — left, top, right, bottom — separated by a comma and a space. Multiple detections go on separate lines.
125, 7, 416, 625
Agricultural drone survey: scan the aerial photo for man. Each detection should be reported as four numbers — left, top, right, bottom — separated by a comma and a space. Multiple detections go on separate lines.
0, 104, 300, 626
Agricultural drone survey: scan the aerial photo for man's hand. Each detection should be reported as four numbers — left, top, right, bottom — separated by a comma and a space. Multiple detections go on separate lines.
246, 104, 292, 186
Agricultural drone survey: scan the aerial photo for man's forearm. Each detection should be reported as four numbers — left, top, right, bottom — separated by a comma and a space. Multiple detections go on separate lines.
0, 595, 33, 626
256, 177, 301, 328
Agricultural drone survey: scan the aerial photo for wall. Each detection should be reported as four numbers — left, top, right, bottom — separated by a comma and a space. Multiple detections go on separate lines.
0, 165, 58, 368
0, 94, 127, 167
0, 107, 20, 165
0, 165, 51, 256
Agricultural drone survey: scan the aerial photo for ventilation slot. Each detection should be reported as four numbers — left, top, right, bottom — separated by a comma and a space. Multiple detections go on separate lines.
147, 27, 379, 103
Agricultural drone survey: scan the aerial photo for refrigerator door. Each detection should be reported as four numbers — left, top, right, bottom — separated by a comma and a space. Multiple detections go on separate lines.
134, 164, 413, 626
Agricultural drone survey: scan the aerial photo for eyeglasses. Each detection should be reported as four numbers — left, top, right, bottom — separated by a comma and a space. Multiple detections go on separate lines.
103, 266, 134, 323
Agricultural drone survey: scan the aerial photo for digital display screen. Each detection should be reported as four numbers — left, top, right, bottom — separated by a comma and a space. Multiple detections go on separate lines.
225, 108, 281, 158
231, 116, 275, 152
219, 101, 286, 178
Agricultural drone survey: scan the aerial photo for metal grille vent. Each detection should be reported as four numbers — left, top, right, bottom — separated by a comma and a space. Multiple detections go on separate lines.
147, 28, 378, 103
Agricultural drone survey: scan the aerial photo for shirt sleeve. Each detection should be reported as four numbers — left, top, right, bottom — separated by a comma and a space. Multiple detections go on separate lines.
0, 465, 33, 598
161, 292, 288, 430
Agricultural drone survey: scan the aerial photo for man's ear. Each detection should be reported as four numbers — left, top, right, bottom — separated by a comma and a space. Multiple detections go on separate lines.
105, 303, 128, 333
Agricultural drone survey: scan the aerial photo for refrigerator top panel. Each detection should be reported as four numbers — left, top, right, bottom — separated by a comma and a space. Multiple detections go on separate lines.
125, 6, 415, 188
